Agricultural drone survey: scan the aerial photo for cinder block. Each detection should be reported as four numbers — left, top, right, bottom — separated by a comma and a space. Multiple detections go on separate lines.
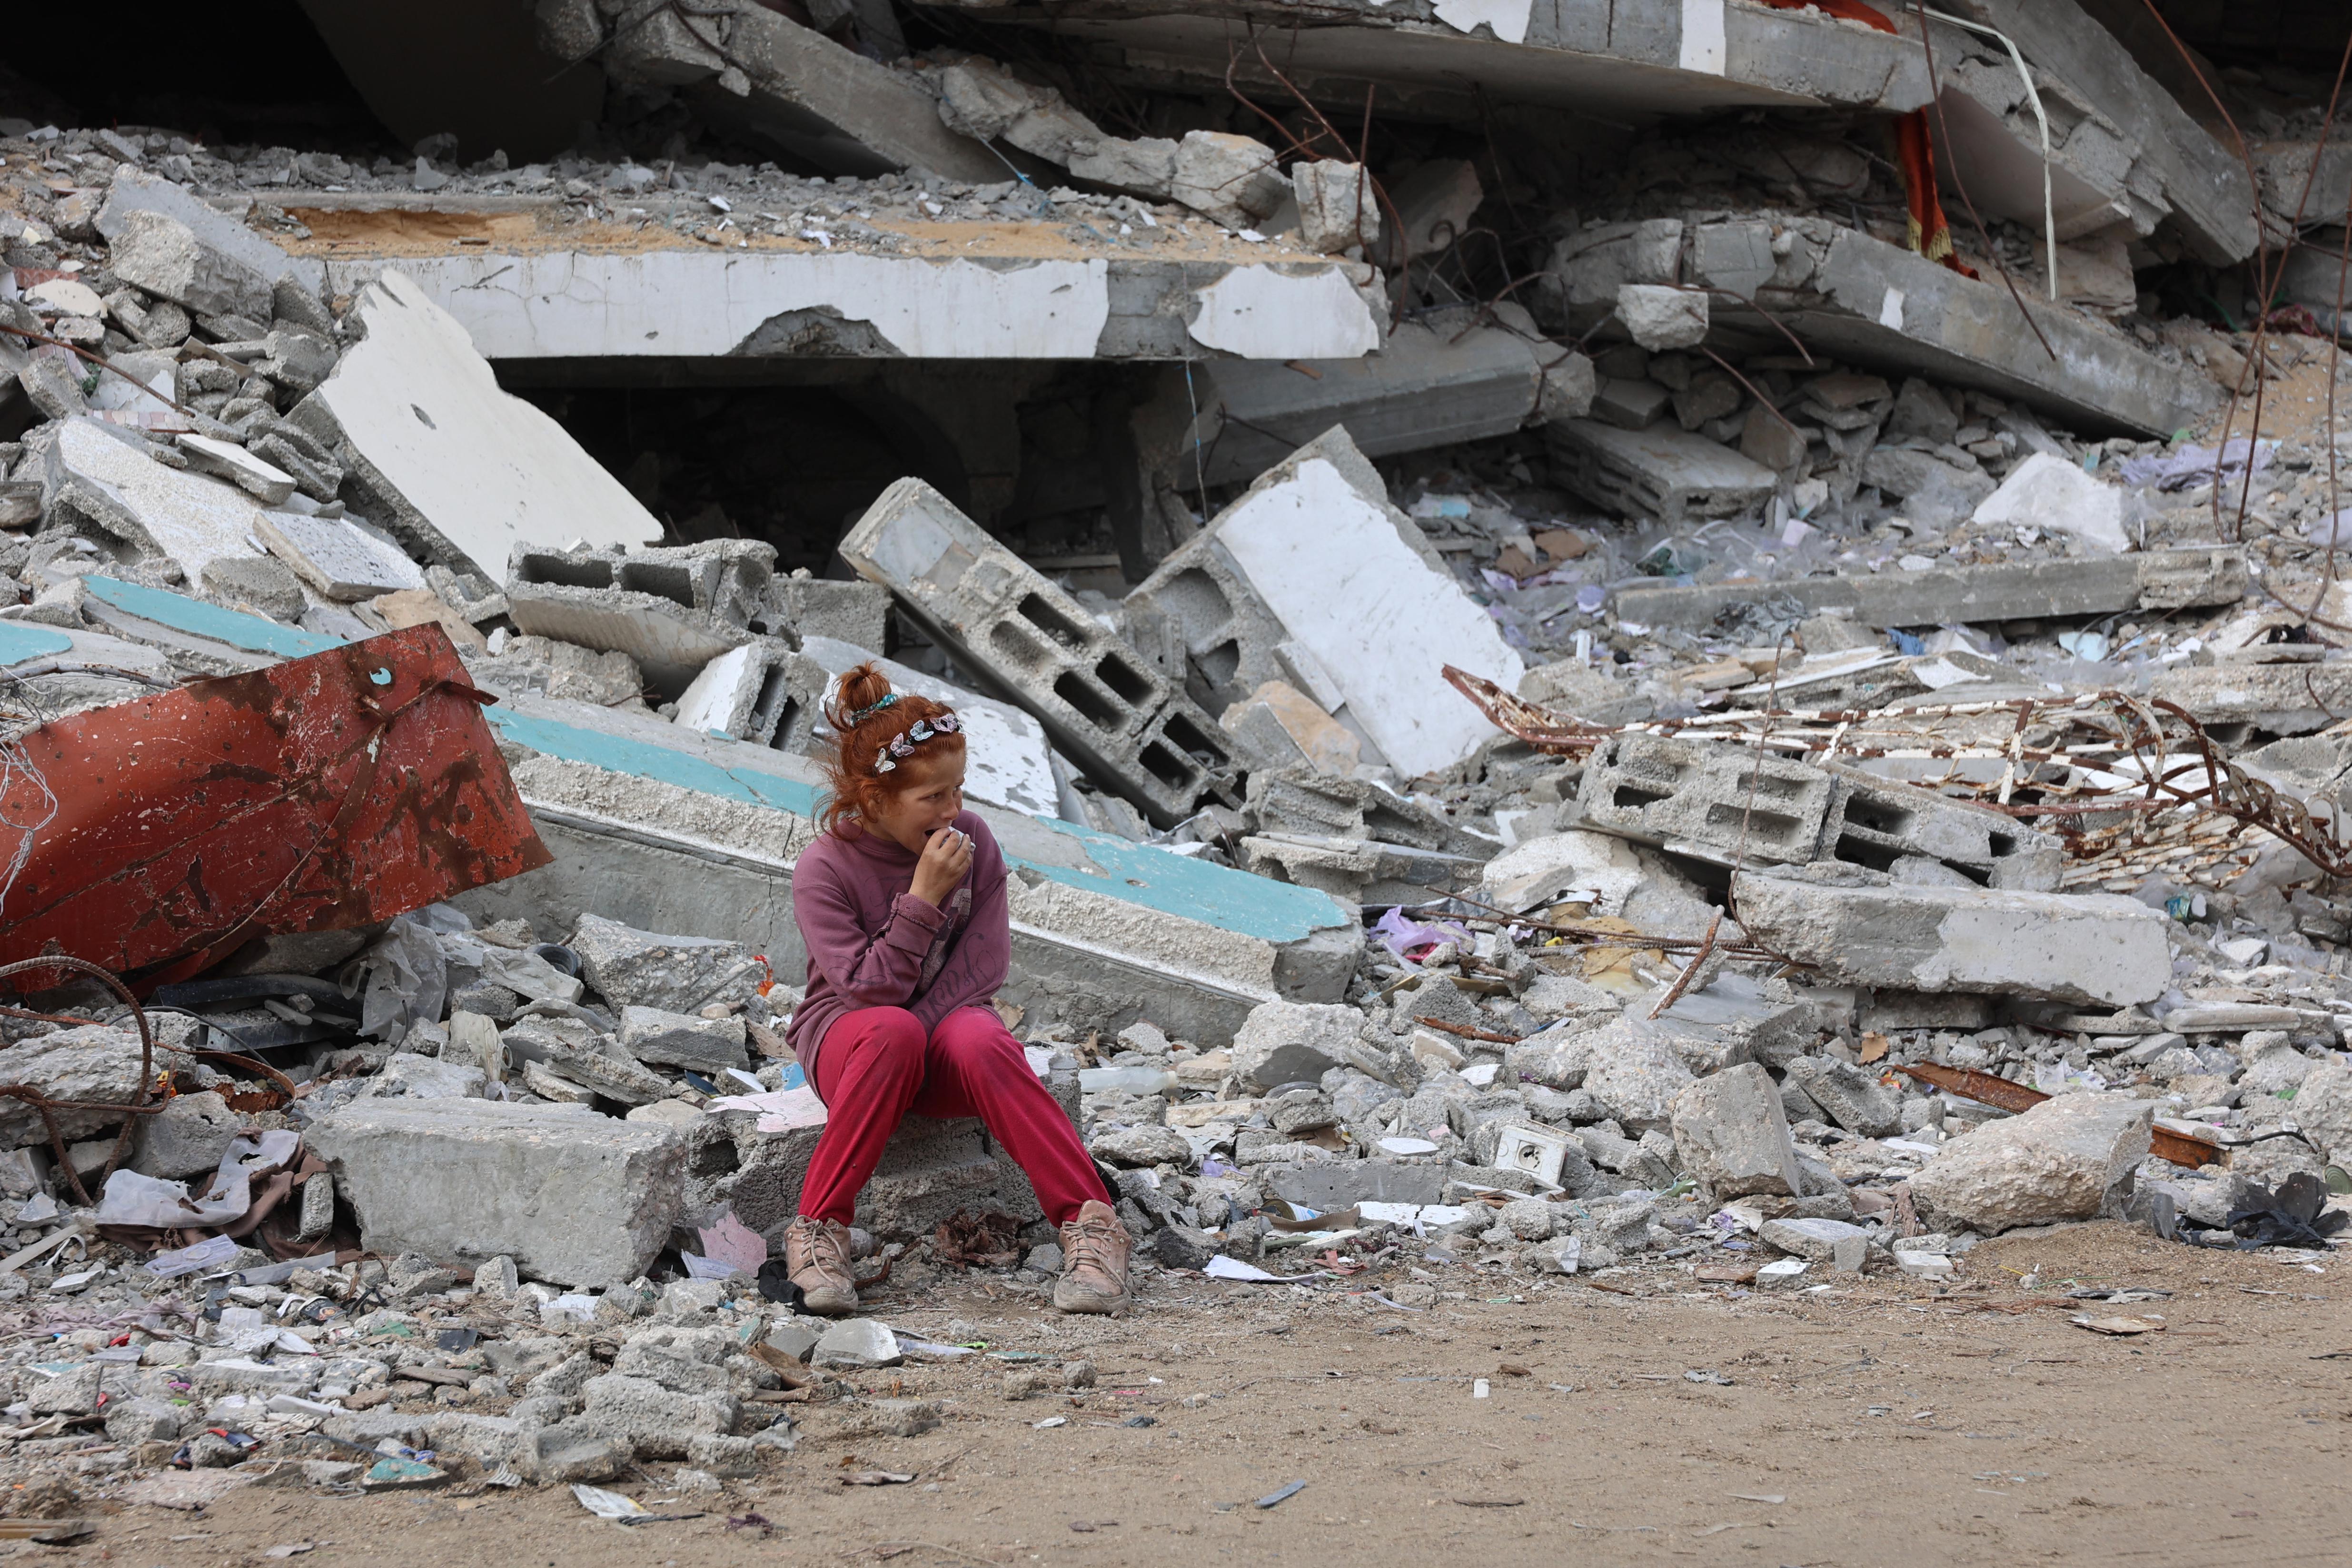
1819, 763, 2062, 892
1576, 732, 1836, 863
506, 538, 776, 690
673, 637, 794, 745
838, 479, 1236, 826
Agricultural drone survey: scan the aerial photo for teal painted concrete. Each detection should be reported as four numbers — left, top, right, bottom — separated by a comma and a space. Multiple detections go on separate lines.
63, 580, 1353, 944
0, 624, 74, 664
82, 577, 346, 659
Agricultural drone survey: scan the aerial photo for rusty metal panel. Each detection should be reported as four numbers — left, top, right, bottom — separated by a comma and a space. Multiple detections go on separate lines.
0, 624, 550, 985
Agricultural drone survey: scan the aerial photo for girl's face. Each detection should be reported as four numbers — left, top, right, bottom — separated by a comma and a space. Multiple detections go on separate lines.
867, 744, 967, 853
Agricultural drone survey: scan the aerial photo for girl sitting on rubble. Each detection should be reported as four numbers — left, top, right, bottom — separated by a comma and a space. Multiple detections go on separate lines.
781, 661, 1132, 1317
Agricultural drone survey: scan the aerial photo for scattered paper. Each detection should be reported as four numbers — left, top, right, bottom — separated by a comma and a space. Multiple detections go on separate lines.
573, 1484, 651, 1520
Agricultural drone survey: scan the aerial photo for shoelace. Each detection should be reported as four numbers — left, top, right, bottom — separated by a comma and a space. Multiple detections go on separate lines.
793, 1221, 853, 1281
1062, 1218, 1123, 1276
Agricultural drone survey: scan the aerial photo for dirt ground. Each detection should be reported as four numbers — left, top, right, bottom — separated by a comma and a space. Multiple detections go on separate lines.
40, 1222, 2347, 1568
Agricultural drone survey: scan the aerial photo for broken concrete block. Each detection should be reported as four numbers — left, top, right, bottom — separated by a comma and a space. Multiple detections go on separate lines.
307, 1098, 685, 1288
674, 639, 794, 746
1291, 160, 1379, 254
174, 435, 295, 506
1614, 546, 2246, 631
104, 208, 274, 322
1547, 417, 1778, 525
2149, 662, 2352, 737
1230, 1001, 1362, 1092
130, 1091, 239, 1181
776, 636, 1060, 821
1908, 1092, 2154, 1234
1578, 733, 1836, 864
506, 537, 773, 691
1617, 284, 1707, 351
1593, 377, 1674, 431
1574, 1018, 1697, 1133
576, 1374, 738, 1459
257, 511, 426, 601
1758, 1215, 1872, 1263
1174, 303, 1570, 489
1220, 680, 1360, 776
294, 268, 661, 579
1730, 873, 2170, 1008
1669, 1064, 1804, 1202
601, 3, 998, 180
1124, 426, 1520, 781
199, 554, 305, 622
37, 418, 269, 588
1818, 764, 2063, 893
1972, 452, 2128, 553
571, 914, 760, 1013
0, 1026, 146, 1147
769, 576, 887, 651
1480, 829, 1647, 919
619, 1007, 750, 1076
839, 478, 1236, 826
364, 1052, 487, 1101
1782, 1056, 1901, 1138
2290, 1064, 2352, 1168
1169, 132, 1287, 229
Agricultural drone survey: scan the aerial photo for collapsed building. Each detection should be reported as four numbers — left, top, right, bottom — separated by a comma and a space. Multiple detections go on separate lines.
0, 0, 2349, 1500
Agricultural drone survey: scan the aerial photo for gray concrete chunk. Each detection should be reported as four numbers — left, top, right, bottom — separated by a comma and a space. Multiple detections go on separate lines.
1668, 1063, 1803, 1201
619, 1007, 750, 1075
1731, 873, 2170, 1007
1908, 1093, 2154, 1234
305, 1099, 685, 1289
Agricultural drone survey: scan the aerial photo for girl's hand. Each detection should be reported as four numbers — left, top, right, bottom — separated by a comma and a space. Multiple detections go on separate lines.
909, 827, 973, 906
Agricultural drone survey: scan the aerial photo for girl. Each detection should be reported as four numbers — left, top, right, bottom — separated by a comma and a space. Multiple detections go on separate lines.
782, 663, 1131, 1316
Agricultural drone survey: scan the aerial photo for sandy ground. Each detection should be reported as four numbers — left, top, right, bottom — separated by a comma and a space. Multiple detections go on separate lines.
42, 1221, 2350, 1568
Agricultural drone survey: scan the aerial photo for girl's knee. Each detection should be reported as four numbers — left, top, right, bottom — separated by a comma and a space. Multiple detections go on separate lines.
846, 1007, 927, 1062
932, 1007, 1021, 1062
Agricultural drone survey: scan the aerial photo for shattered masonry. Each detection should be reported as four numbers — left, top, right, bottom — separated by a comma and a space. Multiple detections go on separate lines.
0, 0, 2350, 1513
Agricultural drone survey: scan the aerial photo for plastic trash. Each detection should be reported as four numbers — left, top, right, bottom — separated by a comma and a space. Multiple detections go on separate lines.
95, 1168, 248, 1230
1077, 1065, 1178, 1094
573, 1485, 649, 1520
144, 1235, 240, 1278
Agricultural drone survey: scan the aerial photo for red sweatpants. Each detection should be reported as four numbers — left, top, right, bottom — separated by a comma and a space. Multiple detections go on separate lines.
799, 1005, 1111, 1228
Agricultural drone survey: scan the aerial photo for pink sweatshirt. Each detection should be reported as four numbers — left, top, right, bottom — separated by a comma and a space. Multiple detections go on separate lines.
785, 809, 1010, 1086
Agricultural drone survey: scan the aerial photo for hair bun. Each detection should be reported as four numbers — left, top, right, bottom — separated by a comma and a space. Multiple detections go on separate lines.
824, 661, 895, 730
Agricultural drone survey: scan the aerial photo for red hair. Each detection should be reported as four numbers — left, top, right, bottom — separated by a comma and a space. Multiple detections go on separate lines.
816, 662, 965, 837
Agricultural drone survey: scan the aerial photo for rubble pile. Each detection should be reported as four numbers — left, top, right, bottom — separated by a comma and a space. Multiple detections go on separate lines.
1, 0, 2351, 1512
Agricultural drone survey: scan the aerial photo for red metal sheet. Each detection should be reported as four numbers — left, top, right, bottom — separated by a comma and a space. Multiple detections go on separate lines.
0, 624, 550, 986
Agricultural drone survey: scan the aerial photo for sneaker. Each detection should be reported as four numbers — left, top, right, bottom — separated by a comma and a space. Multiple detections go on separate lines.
784, 1216, 860, 1316
1053, 1200, 1133, 1315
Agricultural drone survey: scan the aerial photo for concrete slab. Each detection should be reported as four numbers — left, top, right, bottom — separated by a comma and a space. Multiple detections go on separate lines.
256, 510, 426, 600
290, 201, 1384, 364
1175, 302, 1586, 486
1934, 1, 2256, 265
95, 169, 325, 297
295, 268, 661, 576
1611, 545, 2246, 631
1193, 432, 1523, 781
598, 2, 1000, 181
934, 0, 1932, 121
1680, 215, 2221, 437
1547, 417, 1780, 524
1731, 871, 2170, 1007
36, 418, 270, 587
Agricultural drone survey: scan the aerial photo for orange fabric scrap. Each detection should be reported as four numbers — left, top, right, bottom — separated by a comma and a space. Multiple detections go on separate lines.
1756, 0, 1978, 278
